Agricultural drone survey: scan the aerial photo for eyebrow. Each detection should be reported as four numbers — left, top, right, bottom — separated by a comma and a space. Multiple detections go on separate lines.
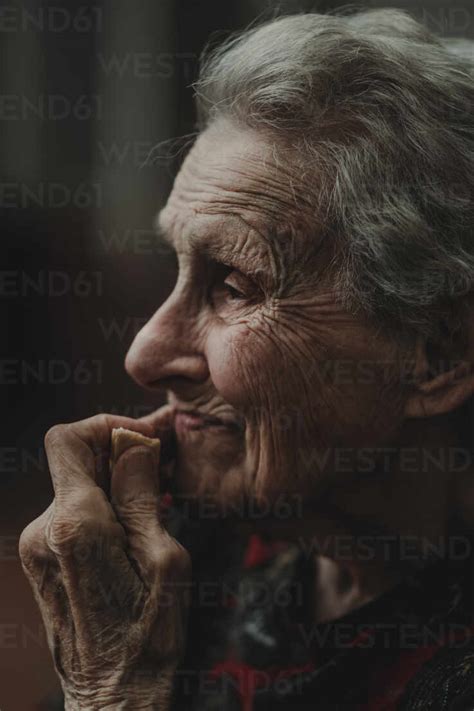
152, 211, 311, 298
153, 211, 272, 277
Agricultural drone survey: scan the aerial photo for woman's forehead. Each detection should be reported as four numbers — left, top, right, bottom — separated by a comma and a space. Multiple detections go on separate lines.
171, 124, 315, 214
157, 124, 322, 257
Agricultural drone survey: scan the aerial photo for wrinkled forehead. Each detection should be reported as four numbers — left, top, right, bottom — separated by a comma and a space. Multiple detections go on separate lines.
157, 121, 320, 244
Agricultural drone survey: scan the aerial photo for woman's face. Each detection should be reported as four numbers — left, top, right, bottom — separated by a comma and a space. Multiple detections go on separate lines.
125, 121, 411, 519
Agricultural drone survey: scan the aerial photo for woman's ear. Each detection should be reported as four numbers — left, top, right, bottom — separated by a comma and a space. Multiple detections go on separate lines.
405, 303, 474, 419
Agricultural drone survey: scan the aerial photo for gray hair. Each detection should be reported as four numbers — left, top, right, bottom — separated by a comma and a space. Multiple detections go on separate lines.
194, 10, 474, 339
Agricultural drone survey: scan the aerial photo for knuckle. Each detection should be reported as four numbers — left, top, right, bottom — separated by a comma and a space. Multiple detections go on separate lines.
19, 519, 51, 571
92, 413, 109, 429
91, 412, 115, 433
46, 514, 82, 553
154, 540, 191, 579
44, 423, 68, 451
46, 515, 99, 557
47, 489, 121, 556
56, 486, 114, 525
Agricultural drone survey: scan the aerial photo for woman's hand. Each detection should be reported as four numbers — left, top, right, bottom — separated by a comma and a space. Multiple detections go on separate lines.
19, 413, 190, 710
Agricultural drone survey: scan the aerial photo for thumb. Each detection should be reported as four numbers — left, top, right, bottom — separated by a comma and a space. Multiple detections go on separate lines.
111, 444, 162, 536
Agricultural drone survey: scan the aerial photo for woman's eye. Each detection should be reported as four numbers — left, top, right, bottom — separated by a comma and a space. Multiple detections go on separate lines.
210, 265, 259, 309
223, 275, 246, 300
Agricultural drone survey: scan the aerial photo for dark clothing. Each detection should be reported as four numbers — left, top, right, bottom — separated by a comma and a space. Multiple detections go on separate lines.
174, 519, 474, 710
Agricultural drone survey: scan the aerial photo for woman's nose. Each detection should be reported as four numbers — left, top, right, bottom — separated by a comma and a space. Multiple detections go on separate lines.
125, 295, 209, 390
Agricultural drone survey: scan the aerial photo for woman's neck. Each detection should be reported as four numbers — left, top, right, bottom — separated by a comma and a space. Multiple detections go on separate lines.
310, 413, 473, 623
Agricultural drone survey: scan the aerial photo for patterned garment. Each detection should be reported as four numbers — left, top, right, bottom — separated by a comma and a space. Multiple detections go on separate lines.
172, 515, 474, 711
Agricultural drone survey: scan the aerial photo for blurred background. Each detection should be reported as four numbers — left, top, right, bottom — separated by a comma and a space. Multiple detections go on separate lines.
2, 0, 473, 708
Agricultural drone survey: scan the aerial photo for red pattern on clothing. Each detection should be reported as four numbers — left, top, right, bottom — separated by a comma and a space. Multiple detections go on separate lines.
209, 658, 316, 711
243, 534, 288, 569
365, 624, 474, 711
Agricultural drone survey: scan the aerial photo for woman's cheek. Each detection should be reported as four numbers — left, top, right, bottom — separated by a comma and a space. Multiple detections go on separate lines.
205, 322, 263, 409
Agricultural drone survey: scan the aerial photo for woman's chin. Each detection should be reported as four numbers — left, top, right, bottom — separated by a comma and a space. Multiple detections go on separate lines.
167, 425, 249, 511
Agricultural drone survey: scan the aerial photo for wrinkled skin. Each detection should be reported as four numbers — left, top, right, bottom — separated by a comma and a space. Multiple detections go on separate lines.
19, 412, 190, 710
126, 121, 412, 514
20, 120, 472, 707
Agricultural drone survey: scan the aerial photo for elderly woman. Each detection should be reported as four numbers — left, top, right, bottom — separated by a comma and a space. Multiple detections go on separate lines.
20, 9, 474, 710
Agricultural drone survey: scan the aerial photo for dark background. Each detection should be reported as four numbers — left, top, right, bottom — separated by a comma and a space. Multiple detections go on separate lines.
2, 1, 473, 708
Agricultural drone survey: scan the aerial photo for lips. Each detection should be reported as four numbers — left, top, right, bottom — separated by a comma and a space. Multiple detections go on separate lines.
174, 408, 243, 435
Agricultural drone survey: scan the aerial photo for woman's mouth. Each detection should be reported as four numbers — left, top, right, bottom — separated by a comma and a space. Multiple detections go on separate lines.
174, 408, 244, 435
